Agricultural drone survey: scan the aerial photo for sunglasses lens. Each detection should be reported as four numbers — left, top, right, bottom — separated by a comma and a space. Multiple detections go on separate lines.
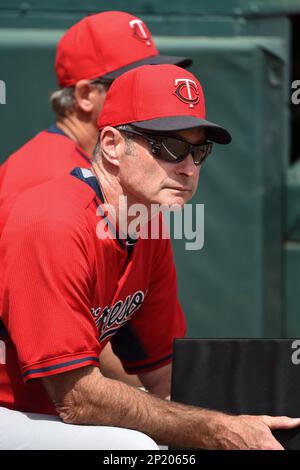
161, 138, 213, 165
161, 138, 190, 162
193, 143, 213, 165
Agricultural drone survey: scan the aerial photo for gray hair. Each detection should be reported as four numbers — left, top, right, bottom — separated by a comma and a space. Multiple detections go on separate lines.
50, 87, 75, 118
50, 80, 111, 118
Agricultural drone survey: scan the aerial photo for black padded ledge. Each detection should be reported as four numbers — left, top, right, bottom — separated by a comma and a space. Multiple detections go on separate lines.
171, 339, 300, 450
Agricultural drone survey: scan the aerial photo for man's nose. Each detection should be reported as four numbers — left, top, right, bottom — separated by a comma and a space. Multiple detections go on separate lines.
175, 154, 198, 176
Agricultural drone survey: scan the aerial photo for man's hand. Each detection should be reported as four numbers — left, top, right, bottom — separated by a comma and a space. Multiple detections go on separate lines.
212, 414, 300, 450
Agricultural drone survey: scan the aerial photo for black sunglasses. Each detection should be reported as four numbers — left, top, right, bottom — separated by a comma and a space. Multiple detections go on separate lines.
116, 126, 213, 166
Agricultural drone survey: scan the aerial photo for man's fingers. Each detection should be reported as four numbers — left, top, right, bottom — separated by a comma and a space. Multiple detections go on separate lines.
262, 416, 300, 430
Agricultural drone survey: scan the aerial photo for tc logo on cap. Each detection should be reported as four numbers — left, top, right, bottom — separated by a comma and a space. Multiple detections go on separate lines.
129, 19, 152, 46
174, 78, 200, 108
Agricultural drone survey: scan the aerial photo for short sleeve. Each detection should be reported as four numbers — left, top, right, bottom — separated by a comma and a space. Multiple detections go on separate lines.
111, 237, 186, 374
1, 215, 101, 382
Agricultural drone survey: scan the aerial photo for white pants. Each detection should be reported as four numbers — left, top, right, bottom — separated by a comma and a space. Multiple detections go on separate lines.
0, 407, 159, 450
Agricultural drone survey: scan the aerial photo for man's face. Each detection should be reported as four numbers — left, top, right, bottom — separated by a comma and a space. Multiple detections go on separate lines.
118, 127, 205, 209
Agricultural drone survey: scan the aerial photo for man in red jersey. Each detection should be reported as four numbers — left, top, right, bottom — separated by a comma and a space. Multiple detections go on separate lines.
1, 64, 299, 450
0, 11, 191, 236
0, 11, 192, 387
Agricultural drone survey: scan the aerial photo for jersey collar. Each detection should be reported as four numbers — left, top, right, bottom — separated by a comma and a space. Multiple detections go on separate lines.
70, 167, 138, 254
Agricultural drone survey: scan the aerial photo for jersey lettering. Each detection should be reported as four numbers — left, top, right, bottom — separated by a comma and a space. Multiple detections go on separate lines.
91, 291, 145, 342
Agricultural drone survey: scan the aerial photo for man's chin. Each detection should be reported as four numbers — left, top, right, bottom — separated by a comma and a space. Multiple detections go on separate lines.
158, 197, 187, 210
165, 188, 194, 205
149, 190, 193, 210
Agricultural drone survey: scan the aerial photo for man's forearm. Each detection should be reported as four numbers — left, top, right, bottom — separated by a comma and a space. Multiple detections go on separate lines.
43, 366, 224, 449
90, 379, 222, 448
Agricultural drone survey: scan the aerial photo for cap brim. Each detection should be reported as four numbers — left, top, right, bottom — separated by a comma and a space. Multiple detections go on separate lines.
130, 116, 232, 145
100, 55, 193, 82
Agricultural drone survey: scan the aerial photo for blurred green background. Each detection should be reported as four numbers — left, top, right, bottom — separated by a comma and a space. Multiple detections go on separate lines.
1, 0, 300, 337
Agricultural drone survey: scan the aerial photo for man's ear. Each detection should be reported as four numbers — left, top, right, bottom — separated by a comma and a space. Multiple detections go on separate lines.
100, 127, 123, 167
74, 80, 106, 113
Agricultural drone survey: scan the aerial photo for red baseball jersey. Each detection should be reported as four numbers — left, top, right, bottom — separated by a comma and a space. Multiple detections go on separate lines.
0, 168, 186, 414
0, 126, 91, 236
